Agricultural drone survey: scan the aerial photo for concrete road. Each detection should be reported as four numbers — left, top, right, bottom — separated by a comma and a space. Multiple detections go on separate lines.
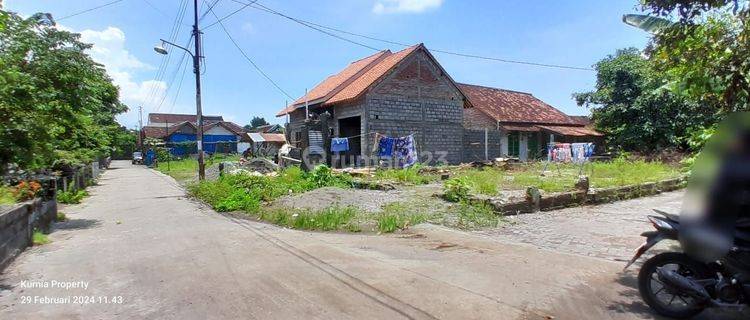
0, 161, 737, 319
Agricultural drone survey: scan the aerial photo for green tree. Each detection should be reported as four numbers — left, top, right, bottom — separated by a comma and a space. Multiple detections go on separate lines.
574, 48, 716, 152
244, 116, 269, 131
639, 0, 749, 112
0, 11, 127, 170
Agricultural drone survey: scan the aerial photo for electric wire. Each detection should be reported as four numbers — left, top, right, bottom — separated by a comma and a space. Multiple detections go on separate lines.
232, 0, 594, 71
57, 0, 125, 21
206, 5, 294, 100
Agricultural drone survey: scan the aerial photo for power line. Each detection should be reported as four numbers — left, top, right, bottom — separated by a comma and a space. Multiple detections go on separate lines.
203, 0, 258, 30
207, 5, 294, 100
199, 0, 221, 22
148, 0, 191, 112
57, 0, 126, 21
168, 55, 191, 113
235, 0, 594, 72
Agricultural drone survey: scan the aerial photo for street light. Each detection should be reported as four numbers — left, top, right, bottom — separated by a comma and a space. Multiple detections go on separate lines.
152, 0, 205, 180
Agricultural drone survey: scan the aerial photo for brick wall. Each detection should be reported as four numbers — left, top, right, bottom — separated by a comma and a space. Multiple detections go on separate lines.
463, 107, 497, 130
362, 51, 465, 164
463, 129, 503, 162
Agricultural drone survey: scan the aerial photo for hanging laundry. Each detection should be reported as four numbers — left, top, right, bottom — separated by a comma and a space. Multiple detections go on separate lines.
377, 135, 395, 157
331, 137, 349, 152
394, 134, 418, 168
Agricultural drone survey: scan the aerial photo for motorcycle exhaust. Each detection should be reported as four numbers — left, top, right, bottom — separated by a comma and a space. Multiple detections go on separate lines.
656, 267, 711, 302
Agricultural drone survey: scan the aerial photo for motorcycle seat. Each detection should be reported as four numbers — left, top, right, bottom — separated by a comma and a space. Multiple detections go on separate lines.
653, 209, 680, 222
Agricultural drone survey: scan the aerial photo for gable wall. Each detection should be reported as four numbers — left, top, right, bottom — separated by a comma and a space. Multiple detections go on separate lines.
363, 50, 465, 164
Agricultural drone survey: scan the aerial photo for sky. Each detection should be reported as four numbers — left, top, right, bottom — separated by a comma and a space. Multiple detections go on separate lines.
6, 0, 651, 129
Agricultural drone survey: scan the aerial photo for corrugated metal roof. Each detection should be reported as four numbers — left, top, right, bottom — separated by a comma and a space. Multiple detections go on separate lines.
247, 132, 265, 142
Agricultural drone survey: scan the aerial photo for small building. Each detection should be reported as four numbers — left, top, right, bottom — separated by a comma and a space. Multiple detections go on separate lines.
460, 84, 603, 161
142, 113, 247, 156
243, 133, 287, 157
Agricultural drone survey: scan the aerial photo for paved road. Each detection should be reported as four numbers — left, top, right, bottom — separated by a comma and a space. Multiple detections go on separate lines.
477, 191, 686, 262
0, 161, 740, 319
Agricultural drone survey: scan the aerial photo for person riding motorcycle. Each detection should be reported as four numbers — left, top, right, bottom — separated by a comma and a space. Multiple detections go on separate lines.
680, 122, 750, 267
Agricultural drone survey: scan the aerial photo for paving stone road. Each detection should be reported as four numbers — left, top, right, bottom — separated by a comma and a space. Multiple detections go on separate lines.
476, 191, 685, 262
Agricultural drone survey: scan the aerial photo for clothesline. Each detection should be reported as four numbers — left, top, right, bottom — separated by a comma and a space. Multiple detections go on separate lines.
334, 131, 418, 139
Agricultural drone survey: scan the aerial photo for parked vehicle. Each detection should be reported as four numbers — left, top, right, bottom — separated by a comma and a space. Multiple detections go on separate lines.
132, 152, 144, 165
625, 210, 750, 318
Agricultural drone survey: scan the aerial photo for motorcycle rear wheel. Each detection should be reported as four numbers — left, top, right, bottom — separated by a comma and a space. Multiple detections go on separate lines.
638, 252, 712, 319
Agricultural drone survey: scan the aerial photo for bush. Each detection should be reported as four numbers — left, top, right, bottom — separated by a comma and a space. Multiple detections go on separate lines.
373, 164, 432, 185
443, 177, 470, 202
306, 165, 352, 189
215, 189, 261, 213
0, 186, 17, 205
12, 180, 42, 202
455, 202, 500, 229
57, 190, 89, 204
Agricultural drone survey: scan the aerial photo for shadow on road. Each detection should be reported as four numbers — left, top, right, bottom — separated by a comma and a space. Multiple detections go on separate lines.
54, 219, 101, 231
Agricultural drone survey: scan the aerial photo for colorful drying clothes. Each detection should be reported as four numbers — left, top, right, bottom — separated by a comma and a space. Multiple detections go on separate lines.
376, 134, 418, 168
331, 138, 349, 152
394, 134, 418, 168
377, 136, 395, 157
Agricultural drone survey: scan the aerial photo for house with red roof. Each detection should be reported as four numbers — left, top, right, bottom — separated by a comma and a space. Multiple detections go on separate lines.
277, 43, 601, 164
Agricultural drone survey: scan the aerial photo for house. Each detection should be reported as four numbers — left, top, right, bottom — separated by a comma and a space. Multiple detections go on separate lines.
460, 84, 603, 160
243, 133, 287, 157
277, 44, 466, 165
141, 113, 248, 155
276, 43, 602, 165
249, 124, 284, 134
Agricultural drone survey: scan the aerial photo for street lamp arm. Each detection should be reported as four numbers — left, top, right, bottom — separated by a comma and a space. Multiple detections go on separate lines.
159, 38, 195, 58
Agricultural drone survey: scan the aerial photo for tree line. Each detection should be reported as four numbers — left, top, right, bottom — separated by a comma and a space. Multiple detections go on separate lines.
576, 0, 749, 154
0, 10, 135, 172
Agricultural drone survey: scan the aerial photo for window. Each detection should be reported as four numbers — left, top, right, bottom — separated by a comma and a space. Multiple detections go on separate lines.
294, 131, 302, 143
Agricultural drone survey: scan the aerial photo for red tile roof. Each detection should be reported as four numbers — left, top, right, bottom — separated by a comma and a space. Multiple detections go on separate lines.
276, 44, 424, 116
142, 121, 246, 139
537, 125, 604, 137
326, 45, 421, 105
458, 83, 577, 125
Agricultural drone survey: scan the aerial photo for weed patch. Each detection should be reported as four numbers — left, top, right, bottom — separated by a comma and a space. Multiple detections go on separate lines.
32, 230, 50, 245
258, 206, 361, 231
57, 190, 89, 204
373, 165, 434, 185
0, 186, 15, 205
455, 202, 501, 229
376, 202, 429, 233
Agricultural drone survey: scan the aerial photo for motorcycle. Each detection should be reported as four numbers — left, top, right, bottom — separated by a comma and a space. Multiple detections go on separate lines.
625, 210, 750, 318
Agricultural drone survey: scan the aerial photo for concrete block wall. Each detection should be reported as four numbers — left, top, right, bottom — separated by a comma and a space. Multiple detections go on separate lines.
0, 198, 57, 270
366, 95, 464, 164
463, 129, 503, 162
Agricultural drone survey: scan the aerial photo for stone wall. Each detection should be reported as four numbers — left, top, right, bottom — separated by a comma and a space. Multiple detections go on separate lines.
0, 198, 57, 270
463, 107, 497, 130
463, 129, 503, 162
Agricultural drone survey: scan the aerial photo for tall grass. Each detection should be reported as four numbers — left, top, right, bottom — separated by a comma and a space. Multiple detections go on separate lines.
373, 165, 434, 185
258, 206, 361, 231
156, 154, 241, 182
453, 159, 681, 195
376, 202, 429, 233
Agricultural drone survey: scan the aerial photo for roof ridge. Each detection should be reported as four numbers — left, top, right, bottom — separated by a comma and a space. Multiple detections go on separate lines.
349, 49, 391, 64
458, 82, 532, 96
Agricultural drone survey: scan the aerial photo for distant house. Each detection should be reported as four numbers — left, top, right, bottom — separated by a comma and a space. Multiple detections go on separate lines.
243, 133, 287, 157
460, 84, 603, 160
248, 124, 284, 134
142, 113, 248, 155
276, 43, 602, 165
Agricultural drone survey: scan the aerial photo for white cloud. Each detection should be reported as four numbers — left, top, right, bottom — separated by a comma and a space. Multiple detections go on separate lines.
241, 22, 254, 33
67, 26, 167, 127
372, 0, 443, 14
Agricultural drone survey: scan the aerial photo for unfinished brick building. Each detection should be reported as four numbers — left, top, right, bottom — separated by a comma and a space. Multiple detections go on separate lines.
277, 43, 601, 165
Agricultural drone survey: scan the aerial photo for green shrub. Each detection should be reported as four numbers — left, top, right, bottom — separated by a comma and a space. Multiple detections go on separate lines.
443, 177, 470, 202
57, 190, 89, 204
215, 189, 261, 213
306, 165, 352, 189
376, 202, 429, 233
0, 186, 15, 205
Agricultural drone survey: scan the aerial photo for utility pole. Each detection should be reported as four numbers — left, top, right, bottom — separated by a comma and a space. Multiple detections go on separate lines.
192, 0, 205, 180
137, 105, 143, 151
